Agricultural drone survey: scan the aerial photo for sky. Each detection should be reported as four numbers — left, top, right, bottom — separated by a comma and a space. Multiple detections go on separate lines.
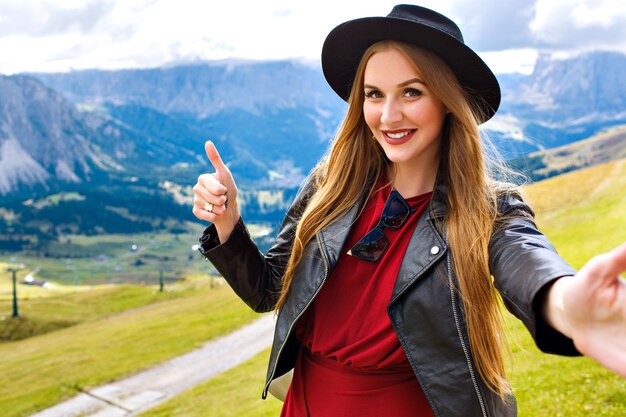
1, 0, 626, 75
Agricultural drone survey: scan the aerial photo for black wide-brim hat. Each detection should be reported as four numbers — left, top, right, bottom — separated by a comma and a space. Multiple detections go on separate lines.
321, 4, 501, 123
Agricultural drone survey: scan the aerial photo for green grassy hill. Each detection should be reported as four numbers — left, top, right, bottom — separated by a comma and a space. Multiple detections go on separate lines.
0, 279, 259, 417
522, 157, 626, 266
0, 283, 193, 341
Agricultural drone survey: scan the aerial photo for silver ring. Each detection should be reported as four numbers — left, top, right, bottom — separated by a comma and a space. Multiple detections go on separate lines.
204, 202, 213, 213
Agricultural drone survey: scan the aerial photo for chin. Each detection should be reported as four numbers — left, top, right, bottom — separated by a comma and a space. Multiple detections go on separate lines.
383, 152, 414, 164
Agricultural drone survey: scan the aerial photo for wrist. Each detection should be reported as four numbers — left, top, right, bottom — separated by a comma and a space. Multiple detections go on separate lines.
543, 277, 573, 338
216, 206, 240, 243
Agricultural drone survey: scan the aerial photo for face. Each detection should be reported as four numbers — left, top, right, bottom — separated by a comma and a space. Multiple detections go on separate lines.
363, 48, 448, 175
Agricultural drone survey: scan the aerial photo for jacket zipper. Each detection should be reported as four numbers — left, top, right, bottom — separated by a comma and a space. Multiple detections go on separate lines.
263, 234, 330, 398
447, 250, 488, 417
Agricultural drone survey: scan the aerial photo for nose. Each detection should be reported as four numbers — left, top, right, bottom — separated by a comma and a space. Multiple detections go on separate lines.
380, 98, 402, 126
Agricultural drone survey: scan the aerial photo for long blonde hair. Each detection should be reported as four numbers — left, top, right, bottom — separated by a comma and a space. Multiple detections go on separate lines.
276, 41, 511, 397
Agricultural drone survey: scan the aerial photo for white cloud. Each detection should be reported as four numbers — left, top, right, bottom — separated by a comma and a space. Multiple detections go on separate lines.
530, 0, 626, 51
0, 0, 114, 37
480, 48, 539, 75
0, 0, 625, 75
0, 0, 401, 73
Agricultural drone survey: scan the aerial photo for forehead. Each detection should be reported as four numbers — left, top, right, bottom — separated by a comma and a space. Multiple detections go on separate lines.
363, 48, 422, 84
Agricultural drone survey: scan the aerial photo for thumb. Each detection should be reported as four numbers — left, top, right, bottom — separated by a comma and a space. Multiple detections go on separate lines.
602, 242, 626, 278
580, 241, 626, 287
205, 140, 229, 182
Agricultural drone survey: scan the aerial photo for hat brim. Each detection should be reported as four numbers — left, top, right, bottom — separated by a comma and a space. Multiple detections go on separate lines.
321, 16, 501, 123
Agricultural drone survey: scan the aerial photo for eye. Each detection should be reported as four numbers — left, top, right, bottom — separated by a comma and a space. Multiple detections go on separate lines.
364, 89, 383, 99
404, 88, 422, 98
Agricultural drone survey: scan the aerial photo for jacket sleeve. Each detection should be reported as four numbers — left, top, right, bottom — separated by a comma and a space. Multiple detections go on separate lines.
489, 191, 580, 356
198, 173, 317, 313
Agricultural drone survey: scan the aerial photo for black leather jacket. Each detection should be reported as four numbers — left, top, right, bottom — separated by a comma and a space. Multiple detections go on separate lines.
200, 176, 578, 417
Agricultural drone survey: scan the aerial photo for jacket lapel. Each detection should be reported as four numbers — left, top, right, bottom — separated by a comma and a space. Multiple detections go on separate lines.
390, 179, 449, 303
317, 198, 362, 270
390, 213, 447, 304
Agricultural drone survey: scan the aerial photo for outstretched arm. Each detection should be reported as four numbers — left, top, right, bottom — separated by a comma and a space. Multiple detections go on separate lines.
543, 242, 626, 377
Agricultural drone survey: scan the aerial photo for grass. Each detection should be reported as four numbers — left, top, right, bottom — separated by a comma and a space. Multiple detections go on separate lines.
0, 282, 196, 341
0, 281, 259, 417
522, 158, 626, 266
507, 316, 626, 416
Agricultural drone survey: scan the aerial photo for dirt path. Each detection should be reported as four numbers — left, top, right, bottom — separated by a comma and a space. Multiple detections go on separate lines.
29, 314, 275, 417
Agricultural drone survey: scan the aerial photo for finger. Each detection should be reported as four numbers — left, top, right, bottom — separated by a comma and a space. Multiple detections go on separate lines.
194, 182, 228, 206
193, 193, 228, 217
607, 242, 626, 275
206, 202, 227, 215
193, 192, 226, 214
582, 242, 626, 283
205, 140, 228, 183
192, 205, 219, 223
197, 174, 227, 196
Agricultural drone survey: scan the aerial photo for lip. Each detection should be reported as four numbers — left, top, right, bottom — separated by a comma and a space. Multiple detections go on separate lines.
381, 129, 416, 145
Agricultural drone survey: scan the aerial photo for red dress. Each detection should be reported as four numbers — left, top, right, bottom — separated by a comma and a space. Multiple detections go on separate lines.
280, 184, 436, 417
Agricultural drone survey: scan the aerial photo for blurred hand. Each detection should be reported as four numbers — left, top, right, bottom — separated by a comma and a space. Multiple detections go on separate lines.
548, 242, 626, 377
192, 141, 240, 242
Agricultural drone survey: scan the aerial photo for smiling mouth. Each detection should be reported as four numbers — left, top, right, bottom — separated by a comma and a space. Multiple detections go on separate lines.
383, 129, 416, 141
386, 130, 412, 139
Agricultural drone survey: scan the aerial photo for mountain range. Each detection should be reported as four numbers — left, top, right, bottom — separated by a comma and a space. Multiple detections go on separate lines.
1, 51, 626, 247
485, 51, 626, 157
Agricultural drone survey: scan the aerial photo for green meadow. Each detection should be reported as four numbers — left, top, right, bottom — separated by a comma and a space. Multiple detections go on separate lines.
522, 158, 626, 267
1, 158, 625, 417
0, 280, 259, 417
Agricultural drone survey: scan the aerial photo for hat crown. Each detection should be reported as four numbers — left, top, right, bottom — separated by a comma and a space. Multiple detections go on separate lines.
388, 4, 464, 43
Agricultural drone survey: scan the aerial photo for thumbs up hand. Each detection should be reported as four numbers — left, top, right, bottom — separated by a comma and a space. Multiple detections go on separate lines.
193, 140, 240, 243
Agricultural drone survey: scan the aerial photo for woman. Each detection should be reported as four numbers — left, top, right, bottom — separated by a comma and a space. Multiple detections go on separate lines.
193, 5, 626, 416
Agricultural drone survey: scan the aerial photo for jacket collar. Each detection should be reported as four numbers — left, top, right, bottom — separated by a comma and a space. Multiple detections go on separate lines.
428, 172, 449, 221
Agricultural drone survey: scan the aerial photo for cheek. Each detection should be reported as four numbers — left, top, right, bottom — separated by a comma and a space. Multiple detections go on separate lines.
408, 103, 446, 129
362, 103, 379, 132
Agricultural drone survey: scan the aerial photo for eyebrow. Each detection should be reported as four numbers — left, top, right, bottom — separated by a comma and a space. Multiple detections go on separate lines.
364, 78, 426, 89
399, 78, 425, 87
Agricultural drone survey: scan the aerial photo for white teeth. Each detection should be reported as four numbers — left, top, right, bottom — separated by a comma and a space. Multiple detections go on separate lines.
386, 131, 411, 139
